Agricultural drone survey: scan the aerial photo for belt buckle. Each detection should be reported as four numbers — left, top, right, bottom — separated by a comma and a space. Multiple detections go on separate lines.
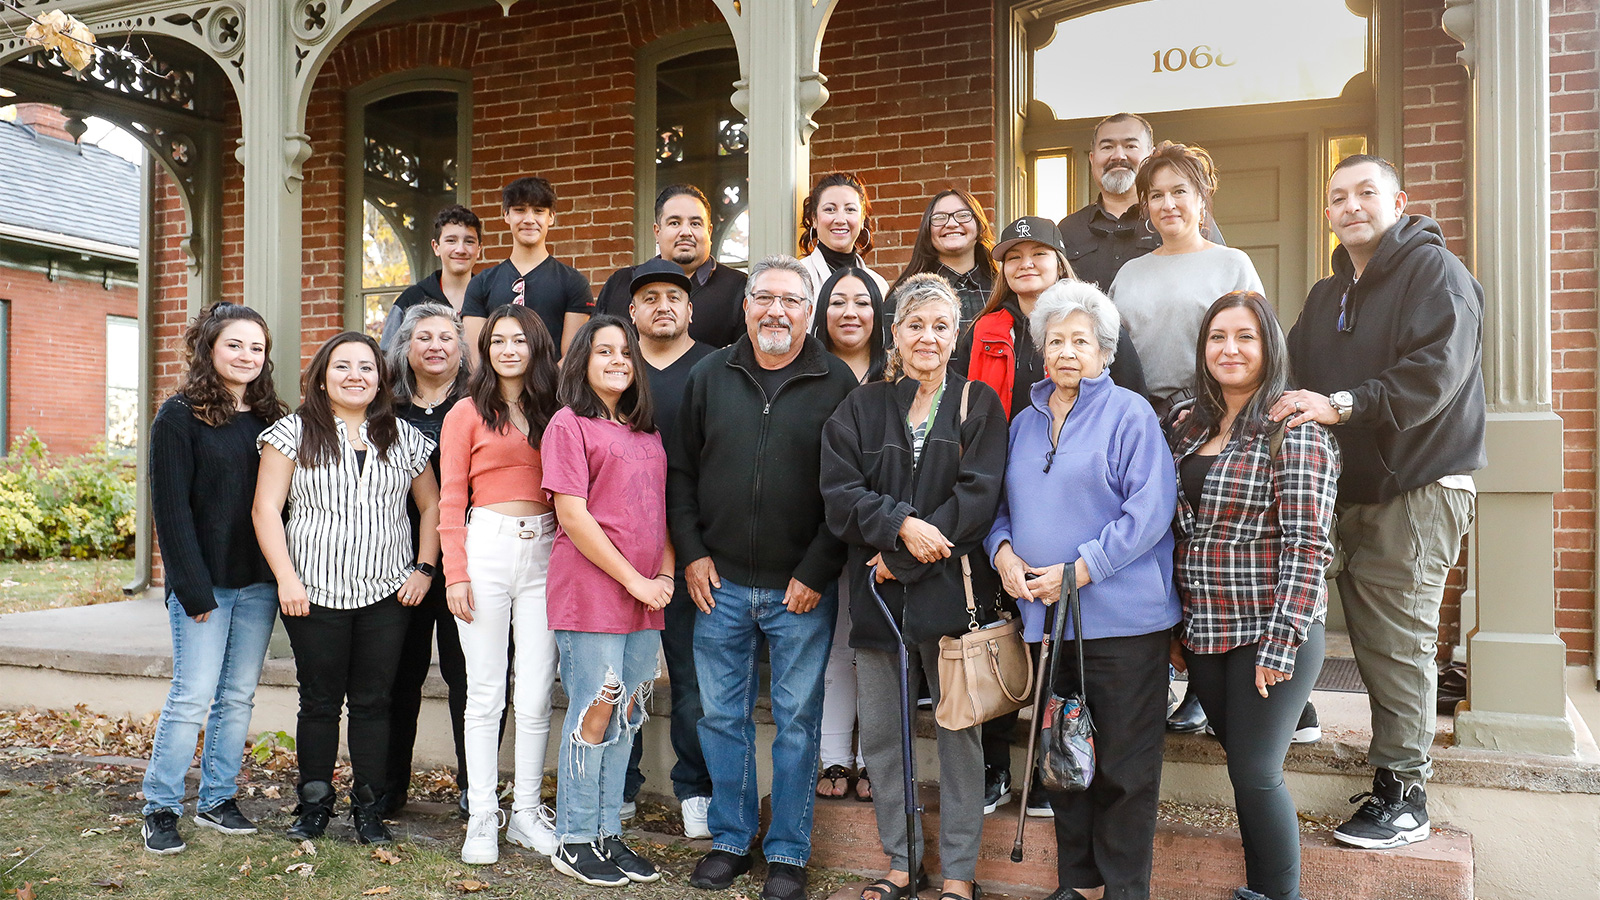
518, 527, 538, 539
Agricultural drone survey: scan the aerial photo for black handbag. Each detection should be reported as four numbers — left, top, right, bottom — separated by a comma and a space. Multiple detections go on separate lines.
1037, 576, 1096, 793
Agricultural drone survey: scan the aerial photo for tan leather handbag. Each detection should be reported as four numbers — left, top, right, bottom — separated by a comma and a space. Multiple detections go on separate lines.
934, 381, 1033, 730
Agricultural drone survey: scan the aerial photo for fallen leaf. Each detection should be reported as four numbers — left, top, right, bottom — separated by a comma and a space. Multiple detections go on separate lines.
298, 839, 317, 856
261, 785, 281, 799
371, 847, 400, 865
284, 862, 314, 878
362, 888, 393, 896
80, 827, 110, 837
455, 880, 488, 893
15, 884, 36, 900
89, 878, 123, 892
238, 858, 253, 875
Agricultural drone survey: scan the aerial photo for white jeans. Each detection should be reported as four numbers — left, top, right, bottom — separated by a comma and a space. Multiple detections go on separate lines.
820, 574, 864, 768
457, 508, 559, 816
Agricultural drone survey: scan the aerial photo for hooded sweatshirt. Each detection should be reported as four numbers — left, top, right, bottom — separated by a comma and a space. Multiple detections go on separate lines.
1287, 214, 1486, 505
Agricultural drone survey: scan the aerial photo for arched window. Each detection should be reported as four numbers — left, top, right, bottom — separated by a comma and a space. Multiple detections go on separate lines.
344, 73, 472, 336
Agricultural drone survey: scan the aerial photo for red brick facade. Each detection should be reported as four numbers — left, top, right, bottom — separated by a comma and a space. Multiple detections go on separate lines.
135, 0, 1599, 662
0, 263, 138, 456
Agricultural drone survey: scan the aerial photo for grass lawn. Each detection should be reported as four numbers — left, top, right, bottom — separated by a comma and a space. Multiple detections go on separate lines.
0, 558, 136, 616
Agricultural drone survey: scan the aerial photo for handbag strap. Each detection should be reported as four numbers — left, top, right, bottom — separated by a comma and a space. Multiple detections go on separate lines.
1044, 572, 1072, 693
1067, 576, 1086, 697
955, 380, 981, 630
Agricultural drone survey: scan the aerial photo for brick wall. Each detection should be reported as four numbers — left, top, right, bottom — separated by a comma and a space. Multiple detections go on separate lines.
0, 263, 138, 456
1550, 0, 1600, 664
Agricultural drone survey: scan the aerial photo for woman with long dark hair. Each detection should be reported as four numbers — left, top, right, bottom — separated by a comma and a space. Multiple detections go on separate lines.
380, 302, 473, 816
542, 315, 670, 886
798, 172, 890, 302
440, 304, 563, 865
253, 331, 440, 845
888, 189, 998, 326
1169, 292, 1338, 900
142, 302, 287, 855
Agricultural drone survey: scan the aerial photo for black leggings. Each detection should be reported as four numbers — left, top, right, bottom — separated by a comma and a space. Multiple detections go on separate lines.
1183, 625, 1325, 900
282, 596, 409, 790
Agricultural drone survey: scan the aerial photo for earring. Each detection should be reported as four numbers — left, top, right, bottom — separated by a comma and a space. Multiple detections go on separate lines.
1142, 217, 1157, 236
858, 222, 872, 251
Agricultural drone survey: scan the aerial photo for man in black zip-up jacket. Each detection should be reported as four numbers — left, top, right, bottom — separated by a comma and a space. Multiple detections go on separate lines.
1273, 155, 1484, 853
667, 255, 858, 900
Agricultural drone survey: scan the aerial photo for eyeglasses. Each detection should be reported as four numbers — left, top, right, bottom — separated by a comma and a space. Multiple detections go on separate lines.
930, 210, 975, 227
512, 277, 526, 306
749, 292, 808, 311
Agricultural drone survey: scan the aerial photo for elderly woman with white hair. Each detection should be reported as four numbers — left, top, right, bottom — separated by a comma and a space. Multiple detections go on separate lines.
821, 273, 1009, 900
985, 279, 1179, 900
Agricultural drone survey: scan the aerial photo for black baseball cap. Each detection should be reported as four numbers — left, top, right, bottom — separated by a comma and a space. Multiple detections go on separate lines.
629, 257, 693, 295
991, 216, 1067, 260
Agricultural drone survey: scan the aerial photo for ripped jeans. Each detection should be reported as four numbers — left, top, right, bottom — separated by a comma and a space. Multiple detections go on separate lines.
554, 628, 661, 843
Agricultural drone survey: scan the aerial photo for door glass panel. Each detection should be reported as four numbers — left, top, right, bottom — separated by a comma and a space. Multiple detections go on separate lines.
1034, 0, 1367, 121
655, 48, 748, 267
1031, 152, 1073, 224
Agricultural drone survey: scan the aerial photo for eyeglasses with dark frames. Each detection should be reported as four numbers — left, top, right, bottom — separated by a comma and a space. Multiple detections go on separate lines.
930, 210, 976, 227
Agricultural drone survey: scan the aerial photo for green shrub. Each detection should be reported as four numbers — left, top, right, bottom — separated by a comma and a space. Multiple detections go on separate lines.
0, 431, 135, 560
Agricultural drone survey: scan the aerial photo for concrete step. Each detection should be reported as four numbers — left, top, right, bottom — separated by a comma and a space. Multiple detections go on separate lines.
810, 785, 1472, 900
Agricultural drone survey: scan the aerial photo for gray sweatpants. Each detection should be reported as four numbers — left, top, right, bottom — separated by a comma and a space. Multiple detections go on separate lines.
855, 642, 985, 881
1336, 482, 1475, 783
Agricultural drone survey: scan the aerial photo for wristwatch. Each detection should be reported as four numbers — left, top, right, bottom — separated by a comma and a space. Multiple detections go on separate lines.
1330, 391, 1354, 424
410, 561, 437, 578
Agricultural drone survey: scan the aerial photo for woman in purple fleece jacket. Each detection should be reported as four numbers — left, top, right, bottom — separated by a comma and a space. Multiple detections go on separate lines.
984, 279, 1178, 900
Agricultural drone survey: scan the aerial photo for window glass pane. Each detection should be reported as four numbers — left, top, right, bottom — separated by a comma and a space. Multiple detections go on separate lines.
1034, 0, 1367, 121
1322, 133, 1370, 277
106, 316, 138, 452
655, 47, 747, 268
1032, 154, 1072, 224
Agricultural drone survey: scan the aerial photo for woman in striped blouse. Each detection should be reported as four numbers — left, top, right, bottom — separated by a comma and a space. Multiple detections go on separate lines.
253, 332, 440, 845
1168, 291, 1339, 900
441, 304, 563, 866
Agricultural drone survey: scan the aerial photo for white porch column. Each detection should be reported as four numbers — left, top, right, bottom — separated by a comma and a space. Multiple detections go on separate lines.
713, 0, 839, 268
1442, 0, 1577, 755
239, 0, 312, 397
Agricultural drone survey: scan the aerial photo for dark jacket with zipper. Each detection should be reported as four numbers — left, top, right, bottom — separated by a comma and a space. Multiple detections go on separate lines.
667, 333, 859, 592
820, 373, 1009, 649
1287, 214, 1486, 505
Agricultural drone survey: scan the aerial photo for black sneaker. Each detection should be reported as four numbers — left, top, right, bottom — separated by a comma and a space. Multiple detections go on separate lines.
1166, 691, 1208, 733
195, 799, 258, 835
1333, 769, 1430, 849
982, 767, 1012, 815
761, 861, 808, 900
1292, 701, 1322, 744
689, 848, 753, 889
1025, 778, 1053, 819
142, 809, 186, 855
601, 836, 660, 883
552, 840, 629, 887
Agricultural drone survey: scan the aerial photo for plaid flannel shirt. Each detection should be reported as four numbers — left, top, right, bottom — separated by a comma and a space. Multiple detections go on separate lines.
1171, 420, 1340, 675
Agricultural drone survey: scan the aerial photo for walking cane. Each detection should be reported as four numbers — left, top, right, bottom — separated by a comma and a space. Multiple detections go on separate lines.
867, 565, 921, 888
1011, 603, 1054, 862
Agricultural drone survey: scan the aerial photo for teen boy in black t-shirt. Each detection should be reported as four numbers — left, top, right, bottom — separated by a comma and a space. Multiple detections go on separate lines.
462, 176, 593, 359
379, 204, 483, 353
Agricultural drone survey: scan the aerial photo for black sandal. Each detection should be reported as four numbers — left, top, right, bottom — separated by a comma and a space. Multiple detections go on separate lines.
817, 764, 852, 799
939, 882, 983, 900
860, 868, 927, 900
854, 768, 873, 802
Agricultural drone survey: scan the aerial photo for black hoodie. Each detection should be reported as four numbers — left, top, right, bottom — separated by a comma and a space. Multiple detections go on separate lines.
1287, 214, 1486, 505
667, 334, 859, 592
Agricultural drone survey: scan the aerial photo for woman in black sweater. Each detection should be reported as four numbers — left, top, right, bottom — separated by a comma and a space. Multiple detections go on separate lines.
820, 274, 1009, 900
141, 302, 287, 855
380, 301, 472, 816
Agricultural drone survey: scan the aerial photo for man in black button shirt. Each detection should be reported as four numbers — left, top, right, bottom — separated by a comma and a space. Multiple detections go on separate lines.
462, 176, 593, 361
1057, 112, 1223, 292
596, 184, 748, 348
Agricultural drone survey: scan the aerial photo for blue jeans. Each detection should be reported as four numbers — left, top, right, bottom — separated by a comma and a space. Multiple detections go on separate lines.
695, 579, 836, 866
142, 583, 278, 816
554, 628, 661, 843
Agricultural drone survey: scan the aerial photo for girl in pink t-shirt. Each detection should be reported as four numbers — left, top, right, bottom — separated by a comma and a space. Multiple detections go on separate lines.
542, 315, 671, 887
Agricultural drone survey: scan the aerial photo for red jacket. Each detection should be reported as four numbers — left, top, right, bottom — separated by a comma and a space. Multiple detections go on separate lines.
968, 310, 1018, 418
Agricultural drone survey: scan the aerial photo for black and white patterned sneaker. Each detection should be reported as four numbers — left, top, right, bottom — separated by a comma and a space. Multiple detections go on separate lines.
142, 809, 186, 854
601, 835, 661, 883
552, 840, 629, 887
1291, 701, 1322, 744
1333, 769, 1430, 849
195, 799, 258, 835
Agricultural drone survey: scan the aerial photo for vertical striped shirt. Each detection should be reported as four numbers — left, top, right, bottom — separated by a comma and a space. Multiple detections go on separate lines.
258, 414, 434, 609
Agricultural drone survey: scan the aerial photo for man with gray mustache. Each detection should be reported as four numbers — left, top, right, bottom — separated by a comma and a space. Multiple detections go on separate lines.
667, 255, 858, 900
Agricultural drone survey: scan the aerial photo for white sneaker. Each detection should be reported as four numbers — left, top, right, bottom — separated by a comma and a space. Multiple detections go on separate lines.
460, 809, 504, 865
506, 804, 558, 856
680, 795, 711, 840
620, 800, 636, 822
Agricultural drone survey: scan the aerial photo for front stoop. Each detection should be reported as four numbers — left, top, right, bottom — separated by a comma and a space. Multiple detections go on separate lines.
810, 787, 1472, 900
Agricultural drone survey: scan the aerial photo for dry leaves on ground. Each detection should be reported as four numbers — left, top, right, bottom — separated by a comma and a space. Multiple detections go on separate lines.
0, 707, 154, 759
362, 888, 393, 896
371, 847, 400, 865
454, 880, 488, 893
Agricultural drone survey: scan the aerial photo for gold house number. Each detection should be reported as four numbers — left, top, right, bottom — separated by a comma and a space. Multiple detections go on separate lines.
1152, 45, 1237, 72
